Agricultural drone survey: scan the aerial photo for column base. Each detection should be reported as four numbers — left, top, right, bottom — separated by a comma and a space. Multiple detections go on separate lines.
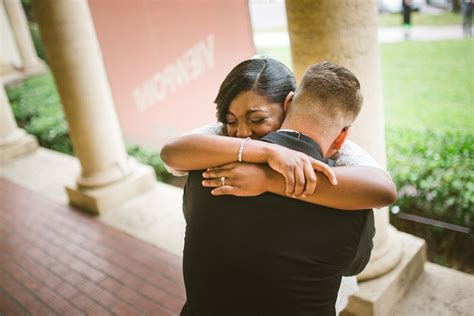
0, 134, 38, 163
358, 225, 403, 281
23, 61, 48, 76
66, 163, 156, 214
342, 232, 426, 316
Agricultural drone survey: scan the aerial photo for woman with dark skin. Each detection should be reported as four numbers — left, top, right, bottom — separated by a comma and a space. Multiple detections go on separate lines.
161, 58, 396, 209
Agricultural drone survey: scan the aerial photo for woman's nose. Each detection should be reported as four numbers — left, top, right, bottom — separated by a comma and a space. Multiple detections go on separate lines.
236, 125, 252, 138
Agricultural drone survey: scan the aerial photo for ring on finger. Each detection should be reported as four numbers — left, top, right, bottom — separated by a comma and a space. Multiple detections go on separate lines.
220, 176, 226, 186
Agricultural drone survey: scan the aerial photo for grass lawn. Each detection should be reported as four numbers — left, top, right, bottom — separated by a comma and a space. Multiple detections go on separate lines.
381, 39, 473, 133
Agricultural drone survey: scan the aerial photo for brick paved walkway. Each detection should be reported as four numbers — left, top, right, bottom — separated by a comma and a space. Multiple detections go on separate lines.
0, 177, 186, 315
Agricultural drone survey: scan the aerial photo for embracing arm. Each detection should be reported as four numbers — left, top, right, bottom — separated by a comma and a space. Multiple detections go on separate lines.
265, 166, 397, 210
201, 139, 396, 210
160, 134, 270, 171
204, 163, 397, 210
161, 134, 337, 195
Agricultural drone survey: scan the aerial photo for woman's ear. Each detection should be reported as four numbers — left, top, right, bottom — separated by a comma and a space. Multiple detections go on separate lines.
283, 91, 294, 113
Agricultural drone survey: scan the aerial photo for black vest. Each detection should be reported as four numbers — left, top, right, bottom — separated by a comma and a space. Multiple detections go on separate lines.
181, 131, 374, 316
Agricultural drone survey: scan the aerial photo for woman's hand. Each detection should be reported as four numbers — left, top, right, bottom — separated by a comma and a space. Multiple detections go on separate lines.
202, 163, 270, 196
202, 155, 337, 198
265, 144, 337, 197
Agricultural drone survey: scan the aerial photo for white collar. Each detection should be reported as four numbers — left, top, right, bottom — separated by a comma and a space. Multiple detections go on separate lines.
276, 128, 300, 133
276, 128, 304, 140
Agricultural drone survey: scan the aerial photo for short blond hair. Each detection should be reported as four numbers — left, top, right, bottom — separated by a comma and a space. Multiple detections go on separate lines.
292, 61, 363, 127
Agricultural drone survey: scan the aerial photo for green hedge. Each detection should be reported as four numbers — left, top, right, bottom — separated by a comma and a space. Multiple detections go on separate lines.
29, 22, 47, 62
7, 74, 72, 154
387, 128, 474, 272
387, 128, 473, 228
6, 73, 171, 182
126, 144, 173, 183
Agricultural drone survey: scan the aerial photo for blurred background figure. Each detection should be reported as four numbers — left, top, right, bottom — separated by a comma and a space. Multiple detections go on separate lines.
461, 0, 473, 36
403, 0, 413, 39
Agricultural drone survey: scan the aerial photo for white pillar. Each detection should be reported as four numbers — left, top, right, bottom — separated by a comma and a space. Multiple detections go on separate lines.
3, 0, 46, 74
31, 0, 155, 213
0, 83, 37, 163
286, 1, 426, 314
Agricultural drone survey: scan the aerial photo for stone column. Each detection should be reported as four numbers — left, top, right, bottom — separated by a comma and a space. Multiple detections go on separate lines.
31, 0, 155, 214
286, 1, 425, 315
3, 0, 46, 75
0, 83, 38, 163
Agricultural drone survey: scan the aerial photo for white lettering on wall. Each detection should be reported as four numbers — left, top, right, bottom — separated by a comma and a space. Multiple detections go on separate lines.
133, 34, 215, 112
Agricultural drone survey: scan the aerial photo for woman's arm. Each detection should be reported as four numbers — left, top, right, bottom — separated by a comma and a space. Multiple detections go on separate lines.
161, 134, 269, 170
161, 123, 230, 173
161, 133, 337, 196
203, 163, 397, 210
266, 165, 397, 209
201, 139, 396, 210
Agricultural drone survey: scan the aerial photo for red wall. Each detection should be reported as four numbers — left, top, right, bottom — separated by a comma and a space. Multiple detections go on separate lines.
88, 0, 255, 148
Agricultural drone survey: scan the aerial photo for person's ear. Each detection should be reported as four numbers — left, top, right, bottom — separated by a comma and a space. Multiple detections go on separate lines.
283, 91, 294, 114
333, 126, 351, 151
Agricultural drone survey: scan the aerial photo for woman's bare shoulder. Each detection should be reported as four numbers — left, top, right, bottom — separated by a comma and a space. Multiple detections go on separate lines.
163, 122, 226, 177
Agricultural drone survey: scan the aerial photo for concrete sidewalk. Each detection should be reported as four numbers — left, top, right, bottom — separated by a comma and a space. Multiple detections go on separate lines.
253, 25, 466, 48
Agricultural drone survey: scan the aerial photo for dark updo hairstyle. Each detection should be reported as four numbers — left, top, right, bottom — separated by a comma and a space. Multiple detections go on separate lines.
214, 57, 296, 124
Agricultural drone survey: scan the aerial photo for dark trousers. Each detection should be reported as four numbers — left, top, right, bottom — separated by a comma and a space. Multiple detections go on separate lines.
462, 1, 473, 36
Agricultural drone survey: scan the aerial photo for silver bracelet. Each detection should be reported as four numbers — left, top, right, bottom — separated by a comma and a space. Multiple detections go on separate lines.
238, 137, 251, 162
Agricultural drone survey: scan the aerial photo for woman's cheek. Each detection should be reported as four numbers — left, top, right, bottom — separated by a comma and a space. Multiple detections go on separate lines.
226, 126, 236, 137
256, 125, 277, 138
265, 120, 281, 132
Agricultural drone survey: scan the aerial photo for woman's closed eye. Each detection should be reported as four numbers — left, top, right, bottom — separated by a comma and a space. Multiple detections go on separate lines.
250, 117, 268, 124
225, 116, 237, 125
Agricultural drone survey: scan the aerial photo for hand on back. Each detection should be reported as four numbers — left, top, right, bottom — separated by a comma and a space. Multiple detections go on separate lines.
266, 144, 337, 196
202, 162, 270, 196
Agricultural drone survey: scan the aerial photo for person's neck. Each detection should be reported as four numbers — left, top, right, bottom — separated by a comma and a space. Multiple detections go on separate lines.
280, 120, 334, 159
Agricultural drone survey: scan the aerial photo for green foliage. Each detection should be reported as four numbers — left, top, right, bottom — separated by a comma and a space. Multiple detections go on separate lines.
387, 128, 473, 228
387, 128, 474, 272
21, 0, 31, 8
380, 39, 473, 271
126, 145, 173, 183
381, 39, 474, 271
26, 108, 72, 154
29, 22, 47, 62
7, 74, 73, 155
